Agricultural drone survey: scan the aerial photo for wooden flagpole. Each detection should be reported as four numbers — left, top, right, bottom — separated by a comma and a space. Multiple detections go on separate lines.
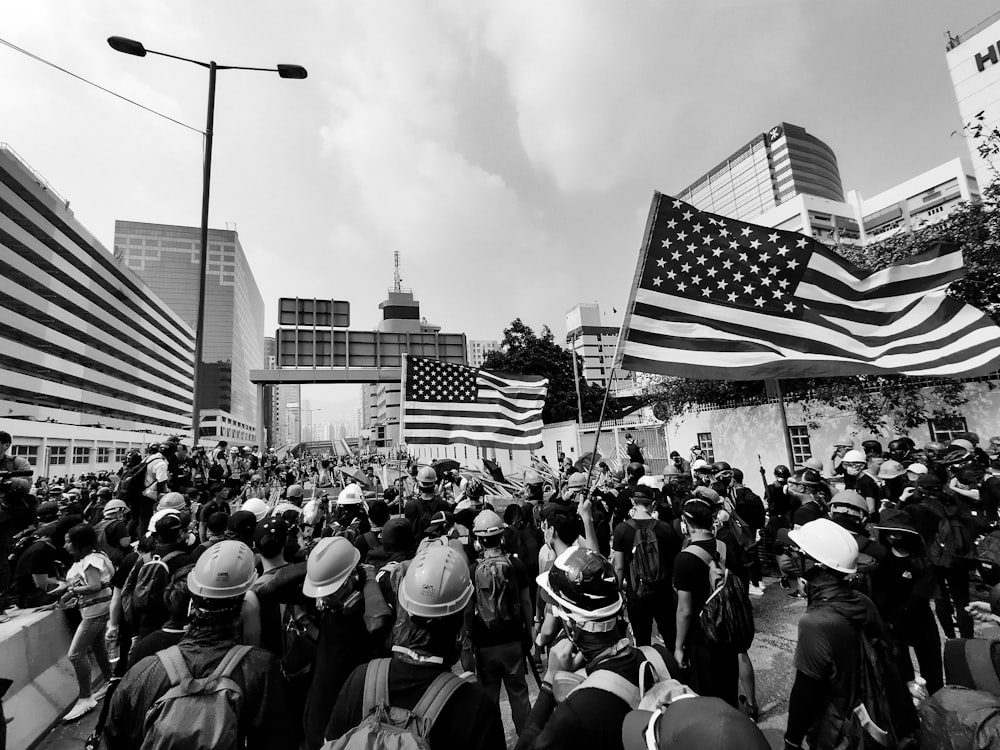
770, 378, 796, 469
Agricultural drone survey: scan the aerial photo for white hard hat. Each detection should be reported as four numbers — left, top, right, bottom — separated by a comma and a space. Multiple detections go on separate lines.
906, 463, 928, 476
842, 449, 867, 464
241, 497, 269, 522
787, 518, 859, 575
691, 459, 711, 472
338, 483, 364, 505
148, 508, 180, 533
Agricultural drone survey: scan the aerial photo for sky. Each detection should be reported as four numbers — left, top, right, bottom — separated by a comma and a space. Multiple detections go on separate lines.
2, 1, 998, 424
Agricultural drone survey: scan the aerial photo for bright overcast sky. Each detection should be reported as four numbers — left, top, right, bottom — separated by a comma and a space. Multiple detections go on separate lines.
2, 1, 998, 422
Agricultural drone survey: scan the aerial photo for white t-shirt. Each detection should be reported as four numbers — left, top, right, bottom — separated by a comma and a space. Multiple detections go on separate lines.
143, 456, 170, 501
66, 552, 115, 618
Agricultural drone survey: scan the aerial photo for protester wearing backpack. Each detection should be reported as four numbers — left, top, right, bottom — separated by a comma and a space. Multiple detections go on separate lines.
612, 485, 680, 648
467, 510, 534, 734
515, 546, 679, 750
404, 467, 450, 542
302, 536, 382, 750
94, 499, 131, 570
783, 519, 918, 750
326, 544, 505, 750
105, 540, 293, 750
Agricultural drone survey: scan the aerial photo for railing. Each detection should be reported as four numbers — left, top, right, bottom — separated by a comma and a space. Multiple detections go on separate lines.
0, 143, 70, 207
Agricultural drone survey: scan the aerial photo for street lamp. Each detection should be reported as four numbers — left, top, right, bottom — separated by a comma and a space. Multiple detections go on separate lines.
108, 36, 306, 448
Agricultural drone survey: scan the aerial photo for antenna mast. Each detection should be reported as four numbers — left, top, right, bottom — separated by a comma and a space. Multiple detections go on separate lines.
393, 250, 403, 292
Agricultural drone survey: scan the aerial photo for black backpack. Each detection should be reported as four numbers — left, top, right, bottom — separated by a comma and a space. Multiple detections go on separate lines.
682, 541, 755, 653
117, 458, 153, 504
94, 519, 124, 568
841, 618, 919, 749
925, 498, 975, 568
122, 550, 185, 628
627, 520, 664, 598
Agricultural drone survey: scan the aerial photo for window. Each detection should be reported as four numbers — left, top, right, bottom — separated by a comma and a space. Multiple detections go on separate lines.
49, 446, 67, 465
97, 447, 111, 464
115, 447, 127, 464
11, 445, 38, 466
73, 447, 91, 464
788, 425, 812, 468
697, 432, 715, 463
929, 416, 968, 444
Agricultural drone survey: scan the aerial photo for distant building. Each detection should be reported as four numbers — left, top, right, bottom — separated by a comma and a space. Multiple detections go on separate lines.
468, 339, 501, 368
677, 122, 844, 222
753, 158, 977, 246
946, 11, 1000, 190
0, 143, 194, 473
114, 221, 265, 443
565, 303, 635, 393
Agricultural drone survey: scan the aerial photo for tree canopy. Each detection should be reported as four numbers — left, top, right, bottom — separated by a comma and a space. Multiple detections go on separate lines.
644, 177, 1000, 435
482, 318, 606, 424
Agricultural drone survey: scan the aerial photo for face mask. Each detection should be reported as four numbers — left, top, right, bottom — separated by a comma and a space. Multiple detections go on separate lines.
844, 463, 864, 477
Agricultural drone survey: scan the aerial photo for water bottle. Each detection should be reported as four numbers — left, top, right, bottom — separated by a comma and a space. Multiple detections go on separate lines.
908, 676, 928, 707
106, 628, 120, 666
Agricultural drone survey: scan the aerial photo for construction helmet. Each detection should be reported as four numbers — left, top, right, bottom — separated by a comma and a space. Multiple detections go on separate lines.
842, 449, 867, 464
338, 483, 365, 505
187, 540, 258, 599
662, 464, 680, 477
463, 477, 485, 500
156, 492, 186, 512
833, 436, 855, 448
537, 546, 622, 622
303, 537, 361, 599
861, 439, 883, 455
950, 438, 976, 454
397, 545, 473, 618
241, 497, 270, 522
787, 519, 858, 575
524, 470, 544, 486
286, 484, 304, 499
102, 498, 128, 518
416, 466, 438, 484
829, 490, 868, 516
774, 465, 791, 479
691, 459, 712, 473
791, 468, 821, 487
473, 509, 504, 537
565, 472, 588, 492
803, 456, 824, 472
878, 460, 906, 480
887, 439, 907, 456
710, 461, 732, 474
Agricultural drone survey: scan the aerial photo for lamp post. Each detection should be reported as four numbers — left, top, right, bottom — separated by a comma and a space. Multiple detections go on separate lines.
108, 36, 306, 448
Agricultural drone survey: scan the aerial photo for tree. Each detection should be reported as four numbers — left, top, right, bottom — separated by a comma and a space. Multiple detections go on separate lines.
483, 318, 606, 424
645, 175, 1000, 434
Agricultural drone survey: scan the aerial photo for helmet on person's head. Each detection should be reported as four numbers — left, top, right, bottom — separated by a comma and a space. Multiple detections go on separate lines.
149, 509, 181, 534
690, 486, 721, 506
803, 456, 824, 472
537, 546, 622, 623
622, 696, 771, 750
303, 537, 361, 598
950, 438, 976, 454
774, 465, 791, 479
861, 440, 883, 456
710, 461, 732, 474
241, 497, 269, 522
906, 462, 928, 477
463, 477, 485, 500
187, 540, 257, 599
626, 462, 645, 480
565, 472, 588, 492
939, 445, 972, 466
524, 470, 544, 486
397, 545, 473, 618
833, 436, 855, 448
250, 474, 262, 483
842, 449, 867, 464
36, 501, 60, 523
286, 484, 304, 499
790, 468, 821, 487
338, 483, 365, 505
662, 464, 680, 477
829, 490, 868, 517
787, 518, 858, 575
416, 466, 437, 484
691, 459, 712, 473
156, 492, 186, 512
878, 460, 906, 480
473, 509, 504, 537
887, 438, 907, 455
102, 498, 128, 518
955, 431, 981, 446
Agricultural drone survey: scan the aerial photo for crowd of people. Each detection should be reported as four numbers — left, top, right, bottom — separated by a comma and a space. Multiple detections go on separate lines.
2, 427, 1000, 748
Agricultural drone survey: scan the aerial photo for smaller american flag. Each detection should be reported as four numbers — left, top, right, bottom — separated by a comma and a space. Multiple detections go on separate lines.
402, 355, 548, 451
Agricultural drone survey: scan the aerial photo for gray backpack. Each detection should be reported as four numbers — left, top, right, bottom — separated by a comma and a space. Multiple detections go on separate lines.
324, 658, 469, 750
140, 645, 251, 750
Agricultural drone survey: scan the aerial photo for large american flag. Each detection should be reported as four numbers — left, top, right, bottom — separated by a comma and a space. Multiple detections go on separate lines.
617, 193, 1000, 379
401, 355, 548, 450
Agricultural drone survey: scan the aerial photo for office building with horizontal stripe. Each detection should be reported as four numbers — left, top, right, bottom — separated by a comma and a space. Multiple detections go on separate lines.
0, 144, 194, 434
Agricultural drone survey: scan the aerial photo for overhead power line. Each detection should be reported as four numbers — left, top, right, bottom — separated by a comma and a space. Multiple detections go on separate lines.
0, 36, 203, 134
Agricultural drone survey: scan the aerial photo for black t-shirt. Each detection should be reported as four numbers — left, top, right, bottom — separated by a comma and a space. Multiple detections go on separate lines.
673, 538, 721, 637
872, 551, 937, 624
847, 474, 881, 507
14, 539, 58, 597
793, 501, 826, 528
470, 554, 529, 648
612, 518, 680, 597
327, 659, 505, 750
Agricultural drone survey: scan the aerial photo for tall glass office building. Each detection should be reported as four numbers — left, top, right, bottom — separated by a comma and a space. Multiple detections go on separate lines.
677, 122, 844, 221
0, 144, 194, 434
114, 221, 265, 442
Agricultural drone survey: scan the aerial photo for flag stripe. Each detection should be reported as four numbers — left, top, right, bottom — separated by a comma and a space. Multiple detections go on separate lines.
402, 422, 542, 438
404, 407, 543, 426
808, 243, 962, 287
